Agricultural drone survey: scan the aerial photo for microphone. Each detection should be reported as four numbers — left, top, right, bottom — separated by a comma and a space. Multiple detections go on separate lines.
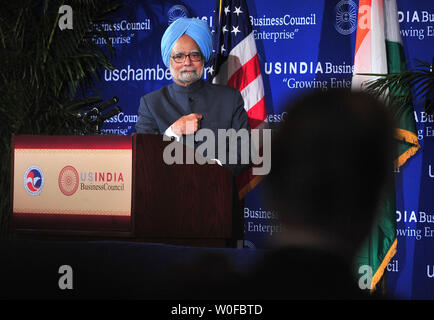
69, 98, 103, 112
98, 106, 122, 123
85, 97, 119, 118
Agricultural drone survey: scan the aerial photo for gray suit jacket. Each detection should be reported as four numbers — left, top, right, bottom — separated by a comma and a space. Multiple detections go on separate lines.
135, 80, 251, 174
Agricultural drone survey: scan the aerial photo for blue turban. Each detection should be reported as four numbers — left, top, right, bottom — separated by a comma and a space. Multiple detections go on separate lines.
161, 18, 212, 67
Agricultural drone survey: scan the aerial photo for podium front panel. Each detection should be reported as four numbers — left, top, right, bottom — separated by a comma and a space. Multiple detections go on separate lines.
12, 135, 132, 235
133, 134, 234, 242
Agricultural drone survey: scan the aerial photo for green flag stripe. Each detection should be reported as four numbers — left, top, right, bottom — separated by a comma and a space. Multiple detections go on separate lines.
386, 40, 407, 73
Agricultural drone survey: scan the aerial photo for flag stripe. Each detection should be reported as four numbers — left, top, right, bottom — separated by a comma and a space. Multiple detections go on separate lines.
352, 0, 372, 90
371, 0, 387, 74
384, 0, 402, 43
240, 74, 265, 112
352, 33, 372, 89
385, 40, 407, 73
217, 32, 258, 83
354, 0, 371, 57
228, 33, 258, 75
227, 53, 261, 92
247, 97, 266, 129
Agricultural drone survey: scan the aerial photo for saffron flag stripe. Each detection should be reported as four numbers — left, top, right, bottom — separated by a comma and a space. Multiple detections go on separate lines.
353, 33, 371, 80
354, 0, 371, 58
353, 0, 372, 89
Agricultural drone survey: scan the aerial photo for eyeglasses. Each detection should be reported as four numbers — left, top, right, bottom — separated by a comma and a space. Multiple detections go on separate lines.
171, 52, 202, 63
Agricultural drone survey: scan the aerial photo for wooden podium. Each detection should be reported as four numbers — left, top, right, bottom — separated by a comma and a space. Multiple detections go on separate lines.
11, 134, 239, 247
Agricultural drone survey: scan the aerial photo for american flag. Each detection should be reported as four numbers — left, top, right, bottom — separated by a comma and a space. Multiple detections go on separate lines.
208, 0, 267, 199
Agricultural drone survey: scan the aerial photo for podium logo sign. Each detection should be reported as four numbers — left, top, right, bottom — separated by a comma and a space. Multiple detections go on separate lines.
13, 136, 132, 217
24, 166, 44, 196
58, 165, 79, 196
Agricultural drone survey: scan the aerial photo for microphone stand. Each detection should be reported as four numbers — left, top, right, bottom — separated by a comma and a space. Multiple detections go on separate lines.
94, 106, 123, 135
74, 97, 121, 135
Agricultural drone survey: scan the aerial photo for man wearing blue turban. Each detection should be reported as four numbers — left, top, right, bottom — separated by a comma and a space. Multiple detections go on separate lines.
135, 18, 250, 175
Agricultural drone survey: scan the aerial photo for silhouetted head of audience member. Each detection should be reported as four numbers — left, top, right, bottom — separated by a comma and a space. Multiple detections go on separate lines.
267, 89, 396, 256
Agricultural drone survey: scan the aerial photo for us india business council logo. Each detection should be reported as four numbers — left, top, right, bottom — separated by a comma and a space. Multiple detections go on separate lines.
334, 0, 357, 35
58, 165, 79, 196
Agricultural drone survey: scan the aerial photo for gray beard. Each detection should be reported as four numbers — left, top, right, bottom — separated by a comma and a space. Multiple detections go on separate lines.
170, 66, 204, 85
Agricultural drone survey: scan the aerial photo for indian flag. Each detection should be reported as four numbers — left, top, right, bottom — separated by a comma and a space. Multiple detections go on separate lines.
351, 0, 420, 291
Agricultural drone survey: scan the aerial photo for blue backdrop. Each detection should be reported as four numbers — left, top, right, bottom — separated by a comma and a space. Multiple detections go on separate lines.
92, 0, 434, 299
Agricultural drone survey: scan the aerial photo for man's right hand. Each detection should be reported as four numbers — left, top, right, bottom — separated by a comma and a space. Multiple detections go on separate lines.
171, 113, 203, 136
